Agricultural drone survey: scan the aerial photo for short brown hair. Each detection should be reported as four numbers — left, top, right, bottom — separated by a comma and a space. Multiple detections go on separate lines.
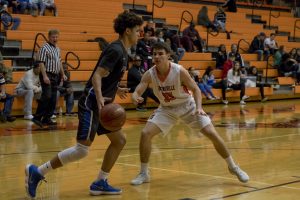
48, 29, 59, 36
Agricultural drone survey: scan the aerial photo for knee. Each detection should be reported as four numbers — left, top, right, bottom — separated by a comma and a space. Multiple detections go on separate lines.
141, 129, 153, 141
112, 134, 126, 149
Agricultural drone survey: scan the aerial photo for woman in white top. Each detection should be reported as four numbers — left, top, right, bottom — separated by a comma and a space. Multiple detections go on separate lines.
130, 42, 249, 185
227, 62, 248, 105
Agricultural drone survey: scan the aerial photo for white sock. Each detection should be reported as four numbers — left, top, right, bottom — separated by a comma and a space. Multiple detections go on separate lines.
38, 161, 53, 176
225, 156, 237, 169
141, 163, 149, 174
97, 170, 109, 181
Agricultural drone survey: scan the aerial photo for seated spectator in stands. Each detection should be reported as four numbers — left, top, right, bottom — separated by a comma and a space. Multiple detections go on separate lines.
155, 29, 164, 43
264, 33, 278, 55
0, 73, 16, 122
197, 6, 216, 30
222, 0, 237, 12
127, 55, 159, 111
279, 53, 300, 84
16, 0, 33, 14
249, 32, 269, 61
0, 51, 12, 83
57, 63, 74, 116
202, 66, 219, 99
289, 48, 297, 60
216, 44, 227, 69
164, 37, 179, 63
0, 4, 20, 30
7, 0, 18, 13
14, 61, 42, 120
213, 7, 226, 32
246, 66, 268, 102
136, 30, 155, 71
296, 48, 300, 63
228, 43, 244, 67
143, 20, 155, 37
40, 0, 57, 16
182, 22, 204, 52
226, 62, 248, 105
273, 45, 285, 67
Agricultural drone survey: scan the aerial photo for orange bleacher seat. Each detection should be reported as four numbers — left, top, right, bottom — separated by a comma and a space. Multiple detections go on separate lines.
278, 77, 295, 85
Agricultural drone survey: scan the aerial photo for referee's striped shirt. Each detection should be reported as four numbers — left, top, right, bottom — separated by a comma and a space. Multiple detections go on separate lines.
38, 42, 61, 74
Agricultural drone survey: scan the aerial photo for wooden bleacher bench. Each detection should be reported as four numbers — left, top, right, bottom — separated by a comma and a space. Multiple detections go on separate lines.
277, 77, 295, 85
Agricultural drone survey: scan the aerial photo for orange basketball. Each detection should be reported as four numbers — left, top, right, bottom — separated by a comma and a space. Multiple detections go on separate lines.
100, 103, 126, 131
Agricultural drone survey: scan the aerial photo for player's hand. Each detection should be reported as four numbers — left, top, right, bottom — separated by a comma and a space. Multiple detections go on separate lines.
63, 74, 68, 81
117, 87, 129, 99
133, 96, 144, 105
194, 107, 207, 116
43, 75, 50, 84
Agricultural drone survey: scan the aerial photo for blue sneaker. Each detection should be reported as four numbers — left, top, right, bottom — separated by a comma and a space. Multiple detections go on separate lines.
89, 179, 122, 195
25, 164, 45, 198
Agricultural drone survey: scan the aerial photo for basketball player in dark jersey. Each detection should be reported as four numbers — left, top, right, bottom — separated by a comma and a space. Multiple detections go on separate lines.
25, 11, 143, 198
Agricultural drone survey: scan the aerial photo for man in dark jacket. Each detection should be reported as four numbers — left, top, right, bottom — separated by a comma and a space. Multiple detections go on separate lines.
222, 0, 237, 12
249, 32, 269, 61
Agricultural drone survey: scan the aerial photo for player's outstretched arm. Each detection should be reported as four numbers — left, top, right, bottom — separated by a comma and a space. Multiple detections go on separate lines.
132, 71, 151, 105
180, 67, 206, 115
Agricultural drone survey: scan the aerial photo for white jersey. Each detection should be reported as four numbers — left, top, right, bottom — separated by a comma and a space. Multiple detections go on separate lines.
149, 62, 192, 107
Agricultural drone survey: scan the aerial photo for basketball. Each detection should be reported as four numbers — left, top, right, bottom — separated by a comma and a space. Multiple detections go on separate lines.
100, 103, 126, 131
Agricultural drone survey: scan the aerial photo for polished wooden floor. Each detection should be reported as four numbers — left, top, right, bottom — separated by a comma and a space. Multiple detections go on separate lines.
1, 100, 300, 200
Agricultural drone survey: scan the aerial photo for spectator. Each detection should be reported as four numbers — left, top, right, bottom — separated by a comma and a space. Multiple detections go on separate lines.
213, 7, 226, 32
264, 33, 278, 55
32, 29, 67, 127
289, 48, 297, 60
57, 63, 74, 116
0, 5, 20, 30
246, 66, 268, 102
14, 61, 42, 120
143, 20, 155, 37
222, 0, 237, 12
0, 51, 12, 83
31, 0, 43, 16
273, 45, 285, 67
279, 53, 300, 84
40, 0, 57, 16
228, 44, 244, 67
182, 22, 204, 52
296, 48, 300, 63
202, 66, 219, 99
188, 67, 216, 100
154, 29, 164, 43
164, 37, 179, 63
136, 30, 155, 70
16, 0, 33, 14
226, 62, 248, 105
127, 55, 159, 111
249, 32, 269, 61
216, 44, 227, 69
0, 73, 16, 122
197, 6, 216, 30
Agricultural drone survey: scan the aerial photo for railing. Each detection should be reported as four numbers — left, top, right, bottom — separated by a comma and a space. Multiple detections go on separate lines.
63, 51, 80, 70
206, 27, 219, 51
151, 0, 164, 20
178, 10, 193, 35
132, 0, 136, 10
268, 7, 280, 29
264, 54, 274, 84
237, 39, 250, 53
251, 0, 264, 20
0, 10, 12, 32
293, 19, 300, 41
31, 33, 48, 65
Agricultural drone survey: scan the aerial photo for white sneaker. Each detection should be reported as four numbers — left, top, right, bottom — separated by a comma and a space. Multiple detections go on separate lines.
229, 166, 249, 183
222, 100, 229, 105
24, 115, 34, 120
51, 115, 56, 119
242, 95, 250, 101
131, 172, 150, 185
240, 100, 246, 105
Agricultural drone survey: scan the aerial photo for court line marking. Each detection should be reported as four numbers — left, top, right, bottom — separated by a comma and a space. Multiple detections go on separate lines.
115, 162, 300, 191
210, 180, 300, 199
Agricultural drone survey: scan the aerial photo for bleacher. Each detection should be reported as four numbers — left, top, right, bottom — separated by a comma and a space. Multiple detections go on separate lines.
1, 0, 300, 114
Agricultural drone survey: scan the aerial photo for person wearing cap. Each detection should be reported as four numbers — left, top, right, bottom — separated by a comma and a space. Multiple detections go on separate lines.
249, 32, 269, 61
14, 61, 42, 120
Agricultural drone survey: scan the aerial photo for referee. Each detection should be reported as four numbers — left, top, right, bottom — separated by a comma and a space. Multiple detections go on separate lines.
32, 29, 67, 127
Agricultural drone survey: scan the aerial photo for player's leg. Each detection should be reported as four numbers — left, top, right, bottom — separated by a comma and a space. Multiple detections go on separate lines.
131, 122, 161, 185
25, 97, 97, 198
201, 123, 249, 183
89, 130, 126, 195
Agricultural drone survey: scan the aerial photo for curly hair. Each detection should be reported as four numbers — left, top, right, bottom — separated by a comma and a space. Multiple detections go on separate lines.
114, 11, 143, 35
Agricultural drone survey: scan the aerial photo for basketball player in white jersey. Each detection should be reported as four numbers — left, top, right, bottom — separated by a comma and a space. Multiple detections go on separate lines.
131, 42, 249, 185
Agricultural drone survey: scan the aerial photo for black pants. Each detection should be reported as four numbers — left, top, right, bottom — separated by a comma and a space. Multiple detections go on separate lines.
141, 88, 160, 106
34, 72, 60, 122
212, 79, 227, 100
229, 83, 245, 100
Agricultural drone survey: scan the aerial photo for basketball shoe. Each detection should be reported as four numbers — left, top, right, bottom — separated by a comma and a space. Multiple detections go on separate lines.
131, 172, 150, 185
25, 164, 45, 198
89, 179, 122, 195
229, 166, 249, 183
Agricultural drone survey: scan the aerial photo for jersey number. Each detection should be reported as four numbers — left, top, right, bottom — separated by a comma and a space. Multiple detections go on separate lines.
162, 92, 176, 102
